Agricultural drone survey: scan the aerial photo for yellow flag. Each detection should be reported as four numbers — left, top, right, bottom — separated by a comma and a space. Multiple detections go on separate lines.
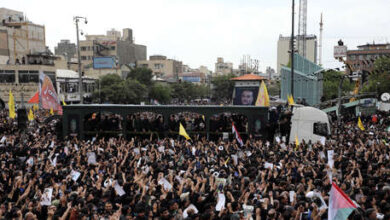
28, 109, 34, 121
202, 115, 205, 121
8, 90, 16, 119
255, 81, 270, 107
288, 94, 295, 105
62, 97, 67, 106
33, 104, 39, 111
50, 108, 54, 115
357, 117, 365, 131
295, 135, 299, 150
179, 123, 191, 140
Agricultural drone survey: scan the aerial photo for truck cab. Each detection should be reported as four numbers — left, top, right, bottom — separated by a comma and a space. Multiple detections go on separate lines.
288, 106, 331, 144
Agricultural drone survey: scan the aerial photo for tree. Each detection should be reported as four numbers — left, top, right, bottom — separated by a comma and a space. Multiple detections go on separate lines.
362, 57, 390, 96
93, 73, 148, 104
211, 74, 235, 101
126, 67, 153, 86
149, 84, 172, 104
323, 70, 354, 101
93, 74, 123, 103
100, 73, 122, 88
120, 79, 148, 104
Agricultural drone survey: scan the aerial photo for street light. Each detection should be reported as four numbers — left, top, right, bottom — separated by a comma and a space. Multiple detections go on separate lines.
74, 16, 87, 104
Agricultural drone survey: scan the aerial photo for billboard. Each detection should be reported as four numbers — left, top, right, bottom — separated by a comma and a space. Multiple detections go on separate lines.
93, 57, 116, 69
183, 76, 201, 82
334, 45, 347, 59
233, 87, 259, 106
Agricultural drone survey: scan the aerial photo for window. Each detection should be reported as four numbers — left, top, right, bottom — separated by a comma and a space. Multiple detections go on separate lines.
0, 70, 15, 83
110, 46, 116, 50
350, 55, 356, 61
81, 47, 87, 51
60, 82, 66, 93
154, 63, 164, 69
141, 64, 148, 68
313, 122, 328, 136
66, 82, 78, 93
81, 56, 87, 60
359, 55, 364, 60
18, 70, 39, 83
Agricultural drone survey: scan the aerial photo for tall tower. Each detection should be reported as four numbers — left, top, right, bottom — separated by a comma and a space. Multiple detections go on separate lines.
319, 13, 323, 66
298, 0, 307, 58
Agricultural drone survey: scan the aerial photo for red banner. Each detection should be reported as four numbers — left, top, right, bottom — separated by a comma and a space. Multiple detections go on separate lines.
39, 71, 62, 115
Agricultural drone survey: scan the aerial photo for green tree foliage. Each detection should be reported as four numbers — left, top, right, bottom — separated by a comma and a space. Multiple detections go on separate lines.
323, 70, 354, 101
211, 74, 235, 100
120, 79, 148, 104
94, 73, 147, 104
126, 67, 153, 86
170, 82, 209, 102
149, 83, 172, 104
362, 57, 390, 95
100, 73, 122, 88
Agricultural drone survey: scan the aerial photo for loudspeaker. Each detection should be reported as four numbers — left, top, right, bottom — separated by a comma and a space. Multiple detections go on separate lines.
17, 108, 27, 130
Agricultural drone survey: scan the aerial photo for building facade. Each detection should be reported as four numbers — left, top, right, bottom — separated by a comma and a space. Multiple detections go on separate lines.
79, 28, 146, 73
137, 55, 183, 80
179, 72, 206, 84
346, 43, 390, 74
0, 64, 56, 105
277, 35, 317, 75
56, 69, 96, 104
280, 53, 323, 106
54, 40, 76, 61
214, 57, 233, 76
0, 8, 46, 65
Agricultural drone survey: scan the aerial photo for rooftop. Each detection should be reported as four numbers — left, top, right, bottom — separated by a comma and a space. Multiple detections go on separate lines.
231, 74, 266, 81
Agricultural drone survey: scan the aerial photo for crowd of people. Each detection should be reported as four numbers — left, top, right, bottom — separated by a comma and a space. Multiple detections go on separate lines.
0, 107, 390, 220
84, 112, 249, 139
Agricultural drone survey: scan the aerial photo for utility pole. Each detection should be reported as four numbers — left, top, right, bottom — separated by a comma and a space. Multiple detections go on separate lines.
319, 13, 323, 65
74, 16, 87, 104
290, 0, 295, 97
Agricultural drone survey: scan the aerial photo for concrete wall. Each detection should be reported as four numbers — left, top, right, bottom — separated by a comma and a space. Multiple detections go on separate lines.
137, 58, 181, 79
116, 41, 146, 65
54, 40, 76, 61
0, 23, 46, 64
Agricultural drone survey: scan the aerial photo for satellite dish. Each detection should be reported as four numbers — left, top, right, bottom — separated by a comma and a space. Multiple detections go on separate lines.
381, 93, 390, 102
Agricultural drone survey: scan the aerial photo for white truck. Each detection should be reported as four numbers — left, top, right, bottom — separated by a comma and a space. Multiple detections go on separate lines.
288, 106, 331, 144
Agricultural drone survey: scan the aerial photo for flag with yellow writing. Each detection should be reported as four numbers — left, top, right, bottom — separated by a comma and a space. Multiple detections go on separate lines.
28, 109, 34, 121
295, 135, 299, 150
288, 94, 295, 105
357, 117, 365, 131
179, 123, 191, 140
50, 108, 54, 115
255, 81, 270, 107
8, 90, 16, 119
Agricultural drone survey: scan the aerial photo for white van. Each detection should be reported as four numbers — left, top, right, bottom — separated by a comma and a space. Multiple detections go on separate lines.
289, 106, 331, 144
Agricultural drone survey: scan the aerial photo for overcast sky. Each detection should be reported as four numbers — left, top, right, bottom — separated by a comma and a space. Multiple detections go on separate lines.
3, 0, 390, 72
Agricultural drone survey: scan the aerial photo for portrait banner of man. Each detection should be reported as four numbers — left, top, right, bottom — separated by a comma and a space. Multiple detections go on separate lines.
233, 87, 259, 105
